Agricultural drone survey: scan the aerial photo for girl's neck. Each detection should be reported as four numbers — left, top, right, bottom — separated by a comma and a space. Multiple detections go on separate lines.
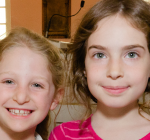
0, 125, 36, 140
92, 101, 141, 127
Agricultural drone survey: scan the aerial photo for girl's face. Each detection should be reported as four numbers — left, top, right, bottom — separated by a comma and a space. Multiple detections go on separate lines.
85, 14, 150, 108
0, 46, 59, 134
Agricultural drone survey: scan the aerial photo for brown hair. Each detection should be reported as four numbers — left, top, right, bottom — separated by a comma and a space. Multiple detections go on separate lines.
68, 0, 150, 122
0, 27, 64, 140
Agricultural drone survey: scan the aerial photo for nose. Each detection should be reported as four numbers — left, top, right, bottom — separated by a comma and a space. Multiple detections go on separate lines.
106, 59, 124, 80
13, 85, 30, 105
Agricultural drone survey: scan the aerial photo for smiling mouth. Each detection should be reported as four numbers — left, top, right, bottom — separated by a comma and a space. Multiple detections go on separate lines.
7, 108, 32, 116
102, 86, 129, 95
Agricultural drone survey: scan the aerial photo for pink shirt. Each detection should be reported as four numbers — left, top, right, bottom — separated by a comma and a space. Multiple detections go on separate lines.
49, 116, 150, 140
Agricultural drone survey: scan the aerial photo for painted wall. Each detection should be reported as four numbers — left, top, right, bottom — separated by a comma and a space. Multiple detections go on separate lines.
10, 0, 99, 37
11, 0, 42, 35
71, 0, 99, 37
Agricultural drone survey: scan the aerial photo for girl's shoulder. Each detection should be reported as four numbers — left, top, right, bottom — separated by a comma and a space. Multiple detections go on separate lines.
49, 120, 81, 140
52, 119, 82, 134
141, 133, 150, 140
49, 116, 95, 140
53, 116, 92, 132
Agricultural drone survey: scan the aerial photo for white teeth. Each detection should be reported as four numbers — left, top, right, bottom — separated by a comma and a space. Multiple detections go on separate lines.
8, 109, 31, 116
15, 110, 19, 114
20, 110, 24, 114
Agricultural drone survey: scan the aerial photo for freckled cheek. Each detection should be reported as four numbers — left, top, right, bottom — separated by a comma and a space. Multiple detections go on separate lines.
126, 66, 149, 86
0, 88, 14, 102
86, 64, 106, 78
34, 93, 54, 108
86, 68, 106, 87
37, 101, 51, 112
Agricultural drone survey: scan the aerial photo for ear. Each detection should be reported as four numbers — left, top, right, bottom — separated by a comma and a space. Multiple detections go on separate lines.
83, 70, 87, 77
49, 88, 64, 111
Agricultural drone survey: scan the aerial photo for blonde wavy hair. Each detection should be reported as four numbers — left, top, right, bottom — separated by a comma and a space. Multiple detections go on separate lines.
0, 27, 64, 140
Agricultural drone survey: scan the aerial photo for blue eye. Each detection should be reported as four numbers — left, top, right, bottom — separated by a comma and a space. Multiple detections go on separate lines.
94, 53, 106, 59
32, 83, 42, 88
126, 52, 138, 58
5, 80, 14, 84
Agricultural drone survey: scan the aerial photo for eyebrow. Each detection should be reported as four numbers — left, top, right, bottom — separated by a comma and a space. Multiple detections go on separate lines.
0, 71, 12, 75
0, 72, 49, 82
88, 44, 145, 51
88, 45, 106, 51
122, 44, 145, 51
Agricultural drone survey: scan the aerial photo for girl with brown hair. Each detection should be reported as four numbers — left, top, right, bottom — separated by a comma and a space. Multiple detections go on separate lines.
49, 0, 150, 139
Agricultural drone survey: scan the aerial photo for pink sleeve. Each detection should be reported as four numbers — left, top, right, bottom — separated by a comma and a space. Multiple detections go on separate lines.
48, 124, 66, 140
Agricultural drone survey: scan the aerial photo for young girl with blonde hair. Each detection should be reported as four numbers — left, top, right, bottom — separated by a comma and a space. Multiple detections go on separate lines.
49, 0, 150, 139
0, 27, 64, 140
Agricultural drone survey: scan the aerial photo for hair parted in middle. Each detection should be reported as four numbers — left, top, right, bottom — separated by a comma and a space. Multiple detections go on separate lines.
67, 0, 150, 120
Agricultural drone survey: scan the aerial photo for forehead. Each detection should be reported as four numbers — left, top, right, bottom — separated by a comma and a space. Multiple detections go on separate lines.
87, 14, 147, 49
3, 45, 47, 60
0, 46, 53, 79
1, 46, 50, 71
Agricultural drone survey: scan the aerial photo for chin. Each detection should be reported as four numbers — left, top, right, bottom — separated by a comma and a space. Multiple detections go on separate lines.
7, 124, 35, 133
9, 127, 30, 133
100, 100, 131, 109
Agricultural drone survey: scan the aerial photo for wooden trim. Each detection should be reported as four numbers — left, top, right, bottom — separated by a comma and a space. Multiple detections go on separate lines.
6, 0, 11, 35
